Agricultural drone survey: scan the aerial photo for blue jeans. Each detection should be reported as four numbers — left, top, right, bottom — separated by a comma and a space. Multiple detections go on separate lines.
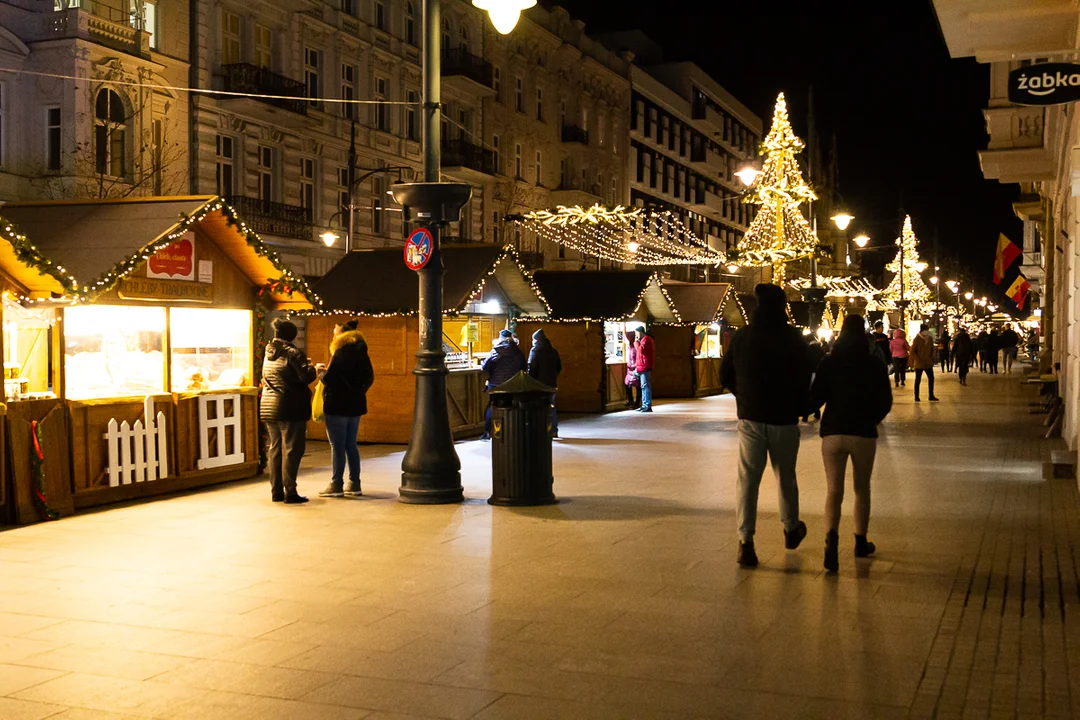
639, 370, 652, 410
325, 414, 361, 484
736, 419, 800, 542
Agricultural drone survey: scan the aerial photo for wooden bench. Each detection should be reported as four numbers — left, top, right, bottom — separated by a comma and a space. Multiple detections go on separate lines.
1045, 450, 1077, 480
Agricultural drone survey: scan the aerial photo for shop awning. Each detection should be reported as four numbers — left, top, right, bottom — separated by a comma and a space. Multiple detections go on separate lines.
661, 282, 738, 325
529, 270, 677, 322
0, 197, 317, 307
313, 245, 549, 316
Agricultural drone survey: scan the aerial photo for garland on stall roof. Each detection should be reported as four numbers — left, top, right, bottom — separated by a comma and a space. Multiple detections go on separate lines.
29, 420, 59, 521
0, 218, 80, 298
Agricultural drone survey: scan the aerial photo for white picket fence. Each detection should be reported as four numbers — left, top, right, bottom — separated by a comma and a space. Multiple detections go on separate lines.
196, 393, 245, 470
103, 395, 170, 487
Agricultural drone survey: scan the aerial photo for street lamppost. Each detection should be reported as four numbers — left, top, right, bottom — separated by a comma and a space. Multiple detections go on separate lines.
390, 0, 528, 504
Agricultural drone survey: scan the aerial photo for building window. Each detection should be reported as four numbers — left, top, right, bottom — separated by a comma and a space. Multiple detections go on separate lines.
406, 89, 420, 141
341, 0, 355, 16
493, 67, 501, 103
559, 158, 567, 188
460, 25, 469, 54
405, 1, 416, 45
515, 77, 524, 113
374, 0, 385, 30
492, 210, 500, 243
374, 77, 389, 131
305, 47, 321, 108
457, 107, 468, 141
441, 18, 451, 52
514, 143, 522, 179
536, 87, 544, 122
492, 134, 501, 174
130, 1, 157, 50
611, 177, 616, 203
535, 150, 542, 186
257, 145, 273, 204
152, 119, 163, 194
94, 89, 126, 177
221, 9, 240, 65
254, 24, 272, 69
300, 157, 315, 220
341, 63, 356, 120
46, 106, 61, 172
598, 115, 605, 148
338, 167, 350, 225
215, 134, 234, 196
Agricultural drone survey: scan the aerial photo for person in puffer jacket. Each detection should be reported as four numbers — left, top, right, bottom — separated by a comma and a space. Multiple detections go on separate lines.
260, 318, 317, 504
480, 329, 525, 439
317, 320, 374, 499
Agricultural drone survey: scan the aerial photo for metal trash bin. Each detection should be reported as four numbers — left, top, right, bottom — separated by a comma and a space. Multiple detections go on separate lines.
488, 371, 556, 506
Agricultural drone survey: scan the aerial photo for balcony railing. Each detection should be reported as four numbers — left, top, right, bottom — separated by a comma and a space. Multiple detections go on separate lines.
227, 196, 312, 241
561, 124, 589, 145
221, 64, 308, 116
441, 138, 496, 176
441, 48, 494, 89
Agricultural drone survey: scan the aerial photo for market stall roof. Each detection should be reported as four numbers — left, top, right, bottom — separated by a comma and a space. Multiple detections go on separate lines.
313, 244, 549, 316
529, 270, 677, 322
661, 282, 746, 326
0, 197, 316, 307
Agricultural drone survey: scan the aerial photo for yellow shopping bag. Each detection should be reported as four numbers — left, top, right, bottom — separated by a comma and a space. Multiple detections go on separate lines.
312, 381, 325, 422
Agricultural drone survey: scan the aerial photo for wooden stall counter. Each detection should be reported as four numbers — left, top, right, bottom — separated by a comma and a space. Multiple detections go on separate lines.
7, 397, 73, 523
694, 357, 725, 397
447, 368, 485, 439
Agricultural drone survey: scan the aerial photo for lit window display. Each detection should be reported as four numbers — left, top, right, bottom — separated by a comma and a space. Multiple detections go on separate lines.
64, 305, 166, 399
170, 308, 252, 392
604, 321, 627, 363
695, 323, 723, 358
3, 295, 58, 401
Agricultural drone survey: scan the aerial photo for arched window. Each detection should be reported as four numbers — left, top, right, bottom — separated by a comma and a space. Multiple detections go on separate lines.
405, 1, 416, 46
95, 89, 126, 177
459, 25, 469, 55
441, 18, 451, 53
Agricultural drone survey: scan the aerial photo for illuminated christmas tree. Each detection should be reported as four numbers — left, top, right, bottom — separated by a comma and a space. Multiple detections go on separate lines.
736, 93, 818, 286
881, 215, 931, 319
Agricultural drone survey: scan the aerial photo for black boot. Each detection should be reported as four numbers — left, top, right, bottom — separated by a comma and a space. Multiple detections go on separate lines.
784, 520, 807, 550
736, 541, 758, 568
824, 530, 839, 573
854, 534, 876, 558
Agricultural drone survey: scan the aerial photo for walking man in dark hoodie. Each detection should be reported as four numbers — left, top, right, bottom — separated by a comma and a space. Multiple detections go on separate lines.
527, 329, 562, 437
480, 329, 526, 439
720, 283, 811, 568
260, 318, 318, 504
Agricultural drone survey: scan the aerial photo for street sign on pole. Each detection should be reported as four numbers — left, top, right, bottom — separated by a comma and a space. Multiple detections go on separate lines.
404, 228, 433, 270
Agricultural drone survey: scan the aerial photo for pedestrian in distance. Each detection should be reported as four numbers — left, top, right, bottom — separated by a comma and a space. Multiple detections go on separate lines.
801, 337, 826, 423
260, 318, 318, 504
623, 328, 641, 409
999, 324, 1020, 374
1026, 329, 1040, 363
527, 329, 562, 438
810, 315, 893, 573
635, 328, 656, 413
870, 321, 891, 369
952, 326, 974, 386
317, 320, 374, 499
975, 330, 989, 372
720, 283, 811, 568
938, 329, 952, 372
889, 328, 910, 388
480, 329, 526, 440
986, 328, 1001, 375
908, 323, 939, 402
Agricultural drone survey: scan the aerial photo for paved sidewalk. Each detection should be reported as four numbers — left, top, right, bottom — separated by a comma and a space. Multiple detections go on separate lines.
1, 367, 1078, 719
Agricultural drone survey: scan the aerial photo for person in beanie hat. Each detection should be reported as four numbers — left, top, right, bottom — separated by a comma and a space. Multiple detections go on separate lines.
480, 328, 526, 439
527, 328, 562, 437
260, 318, 318, 504
720, 283, 811, 567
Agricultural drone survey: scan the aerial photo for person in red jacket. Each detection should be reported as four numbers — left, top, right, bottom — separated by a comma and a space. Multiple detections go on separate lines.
634, 327, 655, 412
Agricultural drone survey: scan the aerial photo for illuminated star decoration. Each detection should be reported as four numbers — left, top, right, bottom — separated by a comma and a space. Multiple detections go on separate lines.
517, 204, 726, 266
734, 92, 818, 286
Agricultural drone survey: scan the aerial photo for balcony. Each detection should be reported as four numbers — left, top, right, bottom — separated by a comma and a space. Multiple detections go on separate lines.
227, 196, 312, 241
550, 180, 602, 208
441, 139, 497, 181
561, 124, 589, 145
691, 146, 727, 177
50, 2, 150, 57
441, 48, 496, 96
220, 64, 311, 124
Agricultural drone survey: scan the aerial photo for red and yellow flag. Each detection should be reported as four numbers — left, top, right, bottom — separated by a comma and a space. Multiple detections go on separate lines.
993, 234, 1021, 284
1005, 274, 1031, 310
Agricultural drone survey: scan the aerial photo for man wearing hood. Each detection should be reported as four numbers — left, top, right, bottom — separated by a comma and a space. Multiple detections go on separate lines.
527, 329, 562, 437
480, 329, 526, 439
908, 323, 939, 402
720, 283, 811, 568
260, 318, 318, 504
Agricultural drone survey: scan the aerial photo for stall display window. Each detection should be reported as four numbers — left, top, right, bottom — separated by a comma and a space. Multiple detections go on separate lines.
65, 305, 166, 399
170, 308, 252, 392
604, 321, 627, 363
695, 323, 723, 358
3, 296, 57, 400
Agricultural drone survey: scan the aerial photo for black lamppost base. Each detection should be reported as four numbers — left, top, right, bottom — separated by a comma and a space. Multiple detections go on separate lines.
399, 479, 464, 504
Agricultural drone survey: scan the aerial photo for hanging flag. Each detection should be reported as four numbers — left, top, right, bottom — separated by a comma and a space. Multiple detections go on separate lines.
993, 234, 1022, 284
1005, 274, 1031, 310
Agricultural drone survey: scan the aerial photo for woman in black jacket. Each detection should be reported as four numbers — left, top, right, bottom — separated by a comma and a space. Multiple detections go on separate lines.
810, 315, 893, 573
317, 320, 374, 498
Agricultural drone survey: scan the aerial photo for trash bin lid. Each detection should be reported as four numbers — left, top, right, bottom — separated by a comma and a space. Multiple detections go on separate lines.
489, 371, 555, 394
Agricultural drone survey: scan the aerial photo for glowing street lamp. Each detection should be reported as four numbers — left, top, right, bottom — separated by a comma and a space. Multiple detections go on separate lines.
726, 263, 740, 274
734, 165, 760, 187
472, 0, 536, 34
320, 231, 339, 247
964, 292, 973, 300
627, 240, 640, 253
830, 212, 854, 230
852, 233, 870, 248
929, 276, 939, 285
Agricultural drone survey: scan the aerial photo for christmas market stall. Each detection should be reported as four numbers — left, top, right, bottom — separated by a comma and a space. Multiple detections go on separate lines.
307, 244, 548, 444
650, 282, 748, 398
0, 197, 314, 518
516, 270, 676, 413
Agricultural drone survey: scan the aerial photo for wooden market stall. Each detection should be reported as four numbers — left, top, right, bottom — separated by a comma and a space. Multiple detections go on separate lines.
516, 270, 676, 413
307, 245, 548, 444
650, 282, 748, 398
0, 197, 314, 519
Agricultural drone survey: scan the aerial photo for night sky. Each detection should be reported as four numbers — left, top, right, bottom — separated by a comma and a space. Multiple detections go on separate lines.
555, 0, 1022, 302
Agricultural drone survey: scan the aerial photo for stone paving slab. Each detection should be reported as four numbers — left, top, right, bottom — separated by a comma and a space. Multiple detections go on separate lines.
0, 366, 1077, 718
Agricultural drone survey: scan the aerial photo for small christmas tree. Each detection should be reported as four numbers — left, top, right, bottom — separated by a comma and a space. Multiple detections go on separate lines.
881, 215, 931, 319
736, 93, 818, 286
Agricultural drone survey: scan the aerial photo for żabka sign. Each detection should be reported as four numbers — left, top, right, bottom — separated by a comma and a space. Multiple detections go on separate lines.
1008, 63, 1080, 106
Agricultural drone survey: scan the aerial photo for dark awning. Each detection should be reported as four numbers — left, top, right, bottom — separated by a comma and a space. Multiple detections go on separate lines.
530, 270, 676, 322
